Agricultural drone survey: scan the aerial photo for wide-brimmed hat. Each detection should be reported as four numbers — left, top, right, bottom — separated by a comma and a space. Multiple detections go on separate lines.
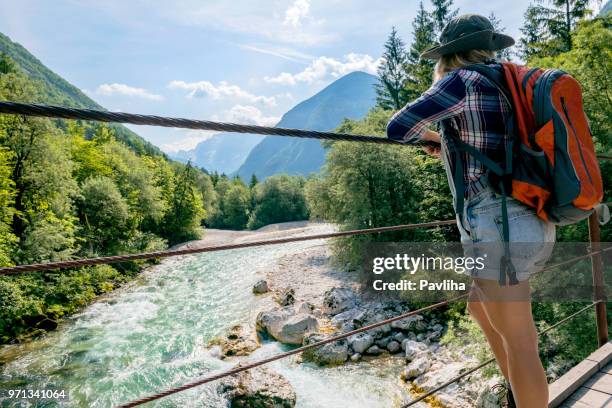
420, 14, 515, 60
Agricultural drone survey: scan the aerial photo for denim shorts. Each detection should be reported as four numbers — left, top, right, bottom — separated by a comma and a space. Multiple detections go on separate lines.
456, 187, 556, 282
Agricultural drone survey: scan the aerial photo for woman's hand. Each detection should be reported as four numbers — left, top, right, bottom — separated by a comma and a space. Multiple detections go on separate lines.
421, 130, 441, 158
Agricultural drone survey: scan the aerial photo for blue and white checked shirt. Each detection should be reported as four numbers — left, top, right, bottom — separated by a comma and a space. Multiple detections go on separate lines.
386, 64, 512, 197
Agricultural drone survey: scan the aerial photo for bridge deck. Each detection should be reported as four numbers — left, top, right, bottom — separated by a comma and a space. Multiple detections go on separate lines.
549, 341, 612, 407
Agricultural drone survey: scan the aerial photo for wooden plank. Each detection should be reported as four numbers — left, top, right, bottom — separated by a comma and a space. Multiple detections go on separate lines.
587, 342, 612, 369
549, 359, 599, 407
584, 371, 612, 395
569, 386, 612, 407
559, 399, 594, 408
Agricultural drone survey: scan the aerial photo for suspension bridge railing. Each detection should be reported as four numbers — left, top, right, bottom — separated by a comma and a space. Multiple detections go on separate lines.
0, 102, 609, 407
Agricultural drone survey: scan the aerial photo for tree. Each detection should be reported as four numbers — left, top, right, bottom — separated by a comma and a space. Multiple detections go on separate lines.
162, 163, 205, 245
488, 12, 514, 60
248, 175, 309, 230
0, 147, 16, 266
376, 27, 410, 110
519, 0, 592, 58
222, 182, 251, 229
430, 0, 459, 35
404, 2, 437, 100
249, 174, 259, 189
78, 176, 130, 254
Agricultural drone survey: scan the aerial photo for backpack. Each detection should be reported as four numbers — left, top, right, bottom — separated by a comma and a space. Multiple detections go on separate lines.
445, 61, 603, 285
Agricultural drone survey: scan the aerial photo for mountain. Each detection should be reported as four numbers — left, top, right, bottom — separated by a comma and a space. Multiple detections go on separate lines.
0, 32, 163, 157
171, 133, 265, 174
599, 0, 612, 16
235, 71, 377, 180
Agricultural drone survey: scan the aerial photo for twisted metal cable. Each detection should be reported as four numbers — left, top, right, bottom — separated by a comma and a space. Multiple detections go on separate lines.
0, 220, 457, 275
0, 102, 407, 146
117, 246, 610, 408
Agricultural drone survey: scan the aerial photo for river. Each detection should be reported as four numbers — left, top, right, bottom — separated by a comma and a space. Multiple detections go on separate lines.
0, 228, 411, 407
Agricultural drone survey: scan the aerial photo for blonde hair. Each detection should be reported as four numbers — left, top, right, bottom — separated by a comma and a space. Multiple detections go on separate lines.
433, 49, 496, 82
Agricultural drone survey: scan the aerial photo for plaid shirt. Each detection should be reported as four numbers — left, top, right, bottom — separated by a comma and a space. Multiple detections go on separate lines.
386, 65, 511, 197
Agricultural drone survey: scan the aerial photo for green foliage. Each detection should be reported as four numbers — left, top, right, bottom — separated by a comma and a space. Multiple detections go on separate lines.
376, 27, 409, 110
222, 180, 251, 230
305, 109, 456, 269
404, 2, 436, 100
248, 175, 309, 230
519, 0, 592, 58
162, 164, 205, 245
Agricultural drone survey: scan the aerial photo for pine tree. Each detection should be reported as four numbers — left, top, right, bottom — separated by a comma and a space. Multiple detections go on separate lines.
519, 0, 592, 59
375, 27, 409, 110
488, 12, 513, 60
404, 2, 437, 100
430, 0, 459, 35
249, 174, 259, 189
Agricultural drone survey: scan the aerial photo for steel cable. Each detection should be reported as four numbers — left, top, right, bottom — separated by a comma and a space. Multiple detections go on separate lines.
0, 220, 457, 275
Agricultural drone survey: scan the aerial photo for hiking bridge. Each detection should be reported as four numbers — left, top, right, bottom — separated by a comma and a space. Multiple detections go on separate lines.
0, 101, 610, 407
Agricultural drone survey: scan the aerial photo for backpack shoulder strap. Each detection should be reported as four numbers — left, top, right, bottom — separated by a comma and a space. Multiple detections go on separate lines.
460, 63, 513, 107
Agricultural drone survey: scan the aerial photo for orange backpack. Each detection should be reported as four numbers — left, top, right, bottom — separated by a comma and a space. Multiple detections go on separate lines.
461, 62, 603, 224
453, 62, 603, 284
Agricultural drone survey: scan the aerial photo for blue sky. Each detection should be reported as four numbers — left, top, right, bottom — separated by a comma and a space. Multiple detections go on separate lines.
2, 0, 536, 153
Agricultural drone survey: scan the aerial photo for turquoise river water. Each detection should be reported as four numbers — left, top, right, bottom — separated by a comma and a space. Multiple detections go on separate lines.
0, 237, 412, 407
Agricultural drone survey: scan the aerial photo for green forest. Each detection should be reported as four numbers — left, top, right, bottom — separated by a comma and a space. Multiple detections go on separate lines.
0, 0, 610, 385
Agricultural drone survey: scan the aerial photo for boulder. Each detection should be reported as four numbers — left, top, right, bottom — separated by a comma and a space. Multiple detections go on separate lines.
209, 325, 259, 358
275, 288, 295, 306
402, 340, 428, 361
392, 332, 406, 343
322, 287, 356, 315
302, 333, 348, 366
252, 280, 269, 294
386, 340, 401, 354
376, 336, 391, 349
365, 345, 384, 355
401, 357, 430, 380
256, 308, 318, 345
347, 333, 374, 354
390, 315, 422, 331
218, 366, 296, 408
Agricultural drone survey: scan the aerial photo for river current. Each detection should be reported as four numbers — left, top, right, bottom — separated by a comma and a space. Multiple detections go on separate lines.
0, 236, 410, 407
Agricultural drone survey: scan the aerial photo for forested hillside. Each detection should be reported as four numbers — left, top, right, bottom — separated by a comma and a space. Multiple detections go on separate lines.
0, 52, 216, 343
0, 33, 163, 157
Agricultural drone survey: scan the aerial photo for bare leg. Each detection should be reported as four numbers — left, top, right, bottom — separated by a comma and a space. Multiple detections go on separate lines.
473, 278, 548, 408
466, 284, 510, 380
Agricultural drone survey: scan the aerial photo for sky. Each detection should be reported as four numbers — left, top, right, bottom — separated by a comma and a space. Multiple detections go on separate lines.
1, 0, 537, 153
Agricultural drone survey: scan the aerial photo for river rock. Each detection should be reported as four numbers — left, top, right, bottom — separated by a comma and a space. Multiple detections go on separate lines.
350, 353, 362, 362
365, 345, 383, 355
252, 280, 269, 294
376, 336, 391, 348
387, 340, 401, 354
209, 325, 259, 358
322, 287, 356, 315
390, 314, 422, 331
403, 340, 428, 360
275, 288, 295, 306
218, 366, 296, 408
256, 308, 318, 345
347, 333, 374, 354
302, 333, 348, 366
297, 302, 315, 314
401, 356, 430, 380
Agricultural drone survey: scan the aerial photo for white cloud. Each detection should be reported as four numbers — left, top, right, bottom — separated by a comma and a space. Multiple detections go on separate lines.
168, 80, 277, 107
93, 83, 163, 101
284, 0, 310, 28
161, 129, 216, 153
264, 53, 382, 86
222, 105, 280, 127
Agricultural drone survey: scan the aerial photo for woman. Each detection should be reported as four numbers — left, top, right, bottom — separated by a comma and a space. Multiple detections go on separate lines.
386, 14, 555, 408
